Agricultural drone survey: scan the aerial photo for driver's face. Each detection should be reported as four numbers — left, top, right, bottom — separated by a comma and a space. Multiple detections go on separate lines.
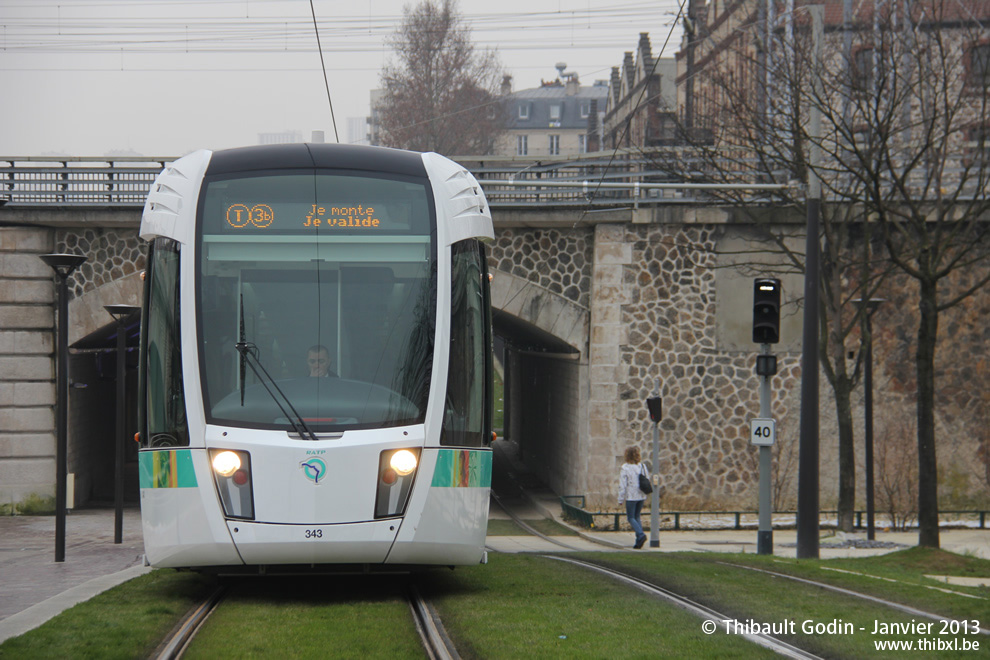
308, 350, 330, 377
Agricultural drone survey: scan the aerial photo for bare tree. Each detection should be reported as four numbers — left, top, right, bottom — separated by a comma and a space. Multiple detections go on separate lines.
815, 1, 990, 548
646, 6, 887, 534
875, 411, 918, 531
377, 0, 505, 155
655, 1, 990, 547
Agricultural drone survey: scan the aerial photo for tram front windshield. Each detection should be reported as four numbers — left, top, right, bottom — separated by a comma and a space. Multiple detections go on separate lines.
197, 171, 436, 433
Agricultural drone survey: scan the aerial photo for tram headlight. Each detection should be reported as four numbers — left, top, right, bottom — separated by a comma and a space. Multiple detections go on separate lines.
209, 449, 255, 520
212, 450, 241, 476
375, 448, 421, 519
390, 449, 418, 476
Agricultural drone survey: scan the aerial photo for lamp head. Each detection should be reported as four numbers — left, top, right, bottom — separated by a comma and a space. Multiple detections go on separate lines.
104, 304, 141, 323
40, 253, 86, 278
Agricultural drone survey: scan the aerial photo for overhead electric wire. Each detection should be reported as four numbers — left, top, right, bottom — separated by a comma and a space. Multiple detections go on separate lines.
1, 1, 683, 57
572, 0, 688, 228
308, 0, 339, 143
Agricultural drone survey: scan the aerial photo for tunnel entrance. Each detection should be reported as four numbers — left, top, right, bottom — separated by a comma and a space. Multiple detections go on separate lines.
492, 310, 584, 498
68, 311, 140, 508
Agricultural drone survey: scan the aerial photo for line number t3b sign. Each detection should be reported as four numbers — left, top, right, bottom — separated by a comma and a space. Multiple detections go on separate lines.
750, 418, 776, 446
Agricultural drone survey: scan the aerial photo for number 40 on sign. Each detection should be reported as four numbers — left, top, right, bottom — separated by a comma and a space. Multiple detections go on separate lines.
750, 418, 776, 446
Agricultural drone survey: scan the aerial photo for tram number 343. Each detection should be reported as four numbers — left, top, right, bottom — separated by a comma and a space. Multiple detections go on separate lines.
304, 529, 323, 539
750, 418, 776, 446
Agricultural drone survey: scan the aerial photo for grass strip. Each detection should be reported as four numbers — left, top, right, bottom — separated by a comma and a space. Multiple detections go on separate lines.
0, 570, 215, 660
425, 553, 777, 658
183, 575, 423, 659
586, 549, 989, 658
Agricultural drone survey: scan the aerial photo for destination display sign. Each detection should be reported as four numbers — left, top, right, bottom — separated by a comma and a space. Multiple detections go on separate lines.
223, 203, 384, 231
201, 173, 432, 236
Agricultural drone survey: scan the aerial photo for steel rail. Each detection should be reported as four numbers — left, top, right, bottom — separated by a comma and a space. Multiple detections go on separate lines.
150, 585, 226, 660
406, 582, 460, 660
718, 562, 990, 636
488, 491, 587, 552
547, 555, 823, 660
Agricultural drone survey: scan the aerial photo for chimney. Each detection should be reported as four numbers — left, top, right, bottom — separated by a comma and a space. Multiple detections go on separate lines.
610, 66, 621, 107
501, 74, 513, 96
638, 33, 653, 73
623, 52, 635, 91
586, 98, 600, 152
566, 72, 580, 96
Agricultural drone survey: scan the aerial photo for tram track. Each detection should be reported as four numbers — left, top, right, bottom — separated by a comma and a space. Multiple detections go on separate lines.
493, 484, 989, 656
407, 582, 461, 660
491, 489, 822, 658
149, 585, 226, 660
150, 577, 458, 659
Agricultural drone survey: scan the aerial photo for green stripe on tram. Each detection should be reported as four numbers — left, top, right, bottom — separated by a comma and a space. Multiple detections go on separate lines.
431, 448, 492, 488
139, 449, 199, 488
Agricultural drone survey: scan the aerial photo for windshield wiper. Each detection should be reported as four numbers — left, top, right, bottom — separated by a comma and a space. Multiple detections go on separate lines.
234, 341, 319, 442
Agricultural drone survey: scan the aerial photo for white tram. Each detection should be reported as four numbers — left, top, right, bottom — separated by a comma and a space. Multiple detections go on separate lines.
137, 144, 494, 571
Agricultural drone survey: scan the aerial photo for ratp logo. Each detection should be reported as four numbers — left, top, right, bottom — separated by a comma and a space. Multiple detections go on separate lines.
300, 458, 327, 485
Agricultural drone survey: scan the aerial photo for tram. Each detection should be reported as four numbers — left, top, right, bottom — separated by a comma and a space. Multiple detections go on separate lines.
137, 143, 494, 571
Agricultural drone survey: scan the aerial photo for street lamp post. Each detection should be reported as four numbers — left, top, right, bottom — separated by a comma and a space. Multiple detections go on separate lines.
854, 297, 885, 541
105, 304, 140, 544
40, 253, 86, 563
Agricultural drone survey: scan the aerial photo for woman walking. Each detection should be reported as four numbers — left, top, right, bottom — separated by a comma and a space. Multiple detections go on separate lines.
618, 446, 648, 549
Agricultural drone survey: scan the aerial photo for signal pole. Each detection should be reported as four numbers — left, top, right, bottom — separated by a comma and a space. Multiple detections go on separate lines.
646, 381, 662, 549
752, 278, 780, 556
797, 4, 824, 560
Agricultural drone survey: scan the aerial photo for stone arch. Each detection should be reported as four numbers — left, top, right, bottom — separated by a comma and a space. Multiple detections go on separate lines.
489, 268, 589, 355
67, 271, 142, 346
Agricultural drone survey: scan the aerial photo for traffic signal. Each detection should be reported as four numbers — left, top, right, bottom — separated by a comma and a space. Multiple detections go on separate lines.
753, 278, 781, 344
646, 397, 662, 423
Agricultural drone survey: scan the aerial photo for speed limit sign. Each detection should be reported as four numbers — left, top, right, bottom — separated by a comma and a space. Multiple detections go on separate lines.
750, 418, 776, 446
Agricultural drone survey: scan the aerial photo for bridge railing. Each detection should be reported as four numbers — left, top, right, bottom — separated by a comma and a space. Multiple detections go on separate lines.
0, 154, 788, 209
1, 157, 168, 207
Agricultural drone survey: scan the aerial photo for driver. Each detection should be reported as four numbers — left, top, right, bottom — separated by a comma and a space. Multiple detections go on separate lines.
307, 345, 337, 378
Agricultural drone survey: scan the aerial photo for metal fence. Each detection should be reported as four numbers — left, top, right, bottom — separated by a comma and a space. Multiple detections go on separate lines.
1, 157, 167, 207
1, 154, 787, 209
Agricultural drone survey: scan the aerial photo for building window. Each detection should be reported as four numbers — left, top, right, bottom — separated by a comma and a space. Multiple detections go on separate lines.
549, 104, 562, 121
965, 123, 990, 168
852, 47, 874, 93
518, 103, 530, 120
969, 43, 990, 89
516, 135, 528, 156
579, 134, 587, 153
548, 135, 560, 155
580, 103, 590, 119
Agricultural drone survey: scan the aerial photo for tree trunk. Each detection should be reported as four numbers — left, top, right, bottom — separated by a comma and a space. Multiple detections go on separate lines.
916, 277, 940, 548
835, 379, 857, 532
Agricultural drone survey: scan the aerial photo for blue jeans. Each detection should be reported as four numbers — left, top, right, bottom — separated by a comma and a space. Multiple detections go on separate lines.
625, 499, 646, 542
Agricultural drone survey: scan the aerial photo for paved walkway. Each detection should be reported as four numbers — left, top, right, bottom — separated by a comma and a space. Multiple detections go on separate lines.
0, 507, 150, 643
497, 488, 990, 560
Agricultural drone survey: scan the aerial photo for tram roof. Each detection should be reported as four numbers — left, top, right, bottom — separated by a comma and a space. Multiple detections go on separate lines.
205, 143, 428, 178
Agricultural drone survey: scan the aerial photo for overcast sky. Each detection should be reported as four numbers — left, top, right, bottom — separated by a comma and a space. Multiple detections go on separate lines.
0, 0, 684, 157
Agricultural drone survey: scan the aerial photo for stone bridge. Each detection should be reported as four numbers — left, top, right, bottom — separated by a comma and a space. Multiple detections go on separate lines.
1, 199, 813, 513
7, 198, 981, 517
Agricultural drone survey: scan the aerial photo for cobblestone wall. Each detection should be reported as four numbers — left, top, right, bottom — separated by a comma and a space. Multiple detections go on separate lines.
56, 228, 145, 299
587, 222, 990, 512
489, 227, 594, 308
586, 223, 805, 509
